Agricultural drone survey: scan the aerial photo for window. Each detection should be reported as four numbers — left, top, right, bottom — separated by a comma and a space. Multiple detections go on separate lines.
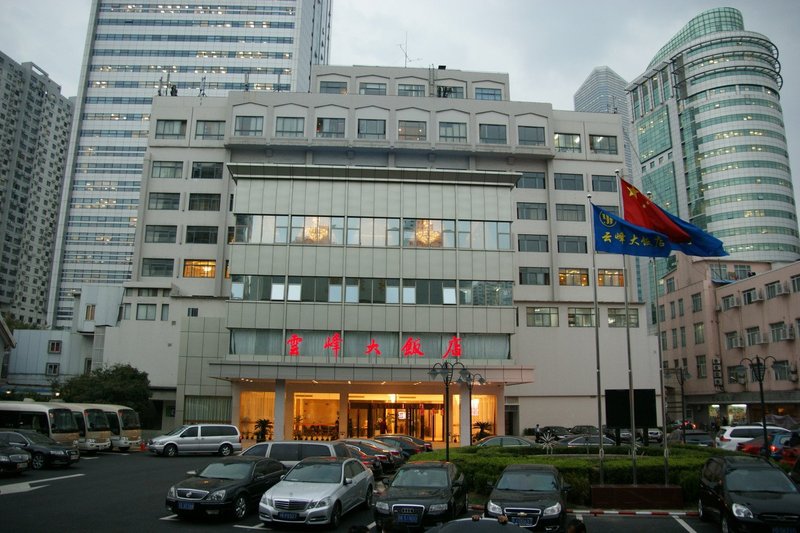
589, 135, 618, 154
357, 119, 386, 139
48, 341, 62, 354
436, 85, 464, 98
475, 87, 501, 100
119, 303, 130, 320
519, 267, 550, 285
136, 303, 156, 320
234, 116, 263, 136
319, 81, 347, 94
721, 294, 737, 310
555, 204, 585, 221
145, 225, 176, 243
792, 275, 800, 293
680, 327, 686, 347
517, 202, 547, 220
725, 331, 741, 349
479, 124, 507, 144
398, 84, 424, 97
188, 193, 220, 211
746, 326, 761, 346
141, 258, 173, 277
694, 322, 705, 344
316, 117, 345, 138
554, 133, 581, 152
696, 355, 707, 379
734, 264, 751, 279
691, 293, 702, 312
148, 192, 180, 210
568, 307, 595, 327
527, 307, 558, 327
518, 234, 548, 252
195, 120, 225, 140
439, 122, 467, 143
660, 331, 667, 350
518, 126, 545, 146
85, 304, 95, 321
559, 268, 589, 286
608, 308, 639, 327
275, 117, 304, 137
84, 359, 93, 374
557, 235, 587, 253
161, 304, 169, 321
742, 289, 758, 305
710, 264, 727, 279
765, 281, 781, 299
728, 365, 744, 384
187, 308, 199, 317
191, 162, 223, 179
773, 360, 790, 381
554, 173, 583, 191
678, 298, 684, 316
155, 119, 186, 139
359, 82, 386, 95
671, 329, 678, 349
46, 363, 60, 376
398, 120, 426, 141
516, 172, 545, 189
592, 175, 617, 192
183, 260, 216, 278
665, 278, 675, 293
597, 269, 624, 286
186, 226, 218, 244
151, 161, 183, 179
770, 322, 786, 342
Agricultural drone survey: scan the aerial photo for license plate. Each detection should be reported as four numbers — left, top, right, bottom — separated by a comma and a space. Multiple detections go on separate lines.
397, 514, 418, 524
17, 462, 27, 470
512, 517, 533, 527
277, 512, 298, 520
177, 502, 194, 510
772, 528, 797, 533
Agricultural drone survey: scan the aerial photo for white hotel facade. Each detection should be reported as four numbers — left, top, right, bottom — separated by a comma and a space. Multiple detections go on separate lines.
17, 66, 661, 439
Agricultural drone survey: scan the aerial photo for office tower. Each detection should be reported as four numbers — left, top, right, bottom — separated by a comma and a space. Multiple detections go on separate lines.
627, 7, 800, 263
47, 0, 332, 327
0, 51, 73, 326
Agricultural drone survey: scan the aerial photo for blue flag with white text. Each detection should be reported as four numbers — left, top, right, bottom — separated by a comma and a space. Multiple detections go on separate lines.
593, 204, 672, 257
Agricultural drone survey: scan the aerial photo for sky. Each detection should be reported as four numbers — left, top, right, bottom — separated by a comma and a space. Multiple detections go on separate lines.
1, 0, 798, 196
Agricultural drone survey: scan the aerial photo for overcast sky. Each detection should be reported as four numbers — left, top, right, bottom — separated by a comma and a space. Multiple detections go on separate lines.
1, 0, 798, 195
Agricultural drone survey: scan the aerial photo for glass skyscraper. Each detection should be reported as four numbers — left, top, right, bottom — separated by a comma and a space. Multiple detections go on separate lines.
627, 7, 799, 263
47, 0, 332, 327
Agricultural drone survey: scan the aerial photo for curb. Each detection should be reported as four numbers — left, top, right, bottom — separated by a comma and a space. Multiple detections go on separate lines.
572, 509, 700, 517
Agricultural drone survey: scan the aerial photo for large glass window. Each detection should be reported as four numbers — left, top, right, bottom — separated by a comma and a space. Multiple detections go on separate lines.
568, 308, 595, 327
398, 120, 426, 141
186, 226, 218, 244
516, 172, 545, 189
195, 120, 225, 140
191, 162, 223, 179
559, 268, 589, 286
439, 122, 467, 143
479, 124, 507, 144
136, 304, 156, 320
151, 161, 183, 179
290, 216, 344, 245
518, 234, 548, 252
319, 81, 347, 94
458, 281, 512, 306
155, 119, 186, 139
141, 258, 173, 277
554, 173, 584, 190
590, 135, 618, 154
518, 126, 545, 146
557, 235, 587, 253
608, 308, 639, 327
358, 119, 386, 139
234, 116, 263, 136
519, 267, 550, 285
183, 260, 216, 278
148, 192, 179, 210
517, 202, 547, 220
144, 225, 177, 243
592, 175, 617, 192
527, 307, 558, 327
436, 85, 464, 98
188, 193, 220, 211
275, 117, 304, 137
597, 269, 624, 286
316, 117, 345, 138
555, 204, 586, 221
359, 82, 386, 95
398, 84, 425, 97
475, 87, 501, 100
694, 322, 705, 344
554, 133, 581, 152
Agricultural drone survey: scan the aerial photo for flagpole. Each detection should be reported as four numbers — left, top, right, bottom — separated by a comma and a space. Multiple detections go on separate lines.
588, 194, 605, 484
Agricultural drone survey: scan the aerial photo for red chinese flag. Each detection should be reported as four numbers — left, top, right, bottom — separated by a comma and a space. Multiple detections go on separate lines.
620, 178, 690, 243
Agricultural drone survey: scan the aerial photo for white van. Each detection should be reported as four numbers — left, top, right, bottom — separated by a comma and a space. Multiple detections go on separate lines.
148, 424, 242, 457
715, 425, 790, 450
241, 440, 350, 468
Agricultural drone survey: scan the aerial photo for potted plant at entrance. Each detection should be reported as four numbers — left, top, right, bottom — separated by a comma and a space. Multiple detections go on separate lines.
473, 421, 493, 440
293, 415, 304, 440
254, 418, 273, 442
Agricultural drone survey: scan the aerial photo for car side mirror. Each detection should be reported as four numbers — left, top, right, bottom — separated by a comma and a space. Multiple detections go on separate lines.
186, 470, 197, 476
344, 477, 353, 485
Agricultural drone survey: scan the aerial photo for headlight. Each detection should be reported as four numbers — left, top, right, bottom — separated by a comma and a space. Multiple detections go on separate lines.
428, 503, 448, 513
310, 497, 331, 508
0, 455, 9, 462
261, 494, 272, 506
732, 503, 753, 519
167, 486, 176, 498
207, 489, 226, 502
51, 450, 67, 456
87, 439, 96, 444
543, 502, 562, 516
375, 501, 389, 512
486, 500, 503, 515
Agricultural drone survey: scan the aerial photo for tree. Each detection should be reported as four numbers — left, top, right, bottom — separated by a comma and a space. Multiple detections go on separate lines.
60, 364, 154, 423
254, 419, 273, 442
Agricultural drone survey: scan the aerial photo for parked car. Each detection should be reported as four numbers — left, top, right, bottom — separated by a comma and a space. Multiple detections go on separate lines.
698, 455, 800, 531
382, 434, 433, 452
344, 439, 403, 474
347, 437, 406, 466
374, 435, 425, 458
0, 429, 80, 469
474, 435, 536, 448
555, 434, 615, 447
537, 426, 571, 442
374, 461, 468, 530
569, 425, 599, 435
0, 440, 30, 475
715, 425, 790, 451
346, 444, 384, 478
666, 429, 715, 447
484, 464, 570, 530
166, 456, 285, 520
241, 439, 351, 468
647, 428, 664, 443
148, 424, 242, 457
791, 455, 800, 485
258, 456, 374, 528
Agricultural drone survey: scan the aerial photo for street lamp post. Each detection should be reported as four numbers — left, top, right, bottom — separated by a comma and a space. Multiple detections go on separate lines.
457, 369, 486, 446
740, 355, 776, 456
428, 360, 466, 462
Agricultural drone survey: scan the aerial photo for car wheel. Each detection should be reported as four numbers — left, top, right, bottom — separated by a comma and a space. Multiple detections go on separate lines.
328, 502, 341, 530
362, 485, 373, 509
219, 444, 233, 457
164, 444, 178, 457
31, 453, 46, 470
232, 494, 247, 520
721, 515, 730, 533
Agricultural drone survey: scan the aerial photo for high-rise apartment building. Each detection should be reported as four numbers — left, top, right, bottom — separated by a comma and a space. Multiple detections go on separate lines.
627, 7, 800, 263
47, 0, 332, 327
0, 52, 73, 326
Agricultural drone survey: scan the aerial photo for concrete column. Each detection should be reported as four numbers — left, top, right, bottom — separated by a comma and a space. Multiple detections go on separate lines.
458, 383, 471, 447
230, 382, 241, 426
339, 393, 348, 439
495, 386, 505, 436
274, 379, 286, 440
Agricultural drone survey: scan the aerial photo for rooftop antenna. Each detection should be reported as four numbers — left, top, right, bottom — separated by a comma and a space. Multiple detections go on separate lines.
399, 32, 421, 68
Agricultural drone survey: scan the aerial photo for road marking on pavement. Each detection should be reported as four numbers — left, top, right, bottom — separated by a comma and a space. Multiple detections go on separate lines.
82, 456, 99, 460
159, 515, 179, 521
0, 473, 85, 495
233, 524, 268, 530
673, 516, 698, 532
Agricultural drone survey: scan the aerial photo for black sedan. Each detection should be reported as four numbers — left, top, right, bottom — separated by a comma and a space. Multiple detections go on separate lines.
374, 435, 425, 458
484, 464, 570, 531
347, 444, 384, 479
698, 455, 800, 532
382, 434, 433, 452
474, 436, 536, 448
0, 429, 80, 469
166, 456, 286, 520
0, 441, 30, 474
374, 461, 468, 530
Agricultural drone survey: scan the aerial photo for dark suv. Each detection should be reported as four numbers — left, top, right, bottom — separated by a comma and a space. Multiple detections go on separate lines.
484, 464, 569, 530
698, 455, 800, 532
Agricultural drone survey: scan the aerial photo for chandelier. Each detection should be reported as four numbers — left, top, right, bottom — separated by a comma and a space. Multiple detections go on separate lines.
415, 219, 442, 247
304, 217, 330, 243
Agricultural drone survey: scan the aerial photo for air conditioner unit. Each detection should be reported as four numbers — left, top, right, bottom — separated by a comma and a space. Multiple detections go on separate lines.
777, 282, 790, 295
753, 290, 764, 302
786, 327, 796, 340
715, 305, 722, 312
759, 332, 770, 345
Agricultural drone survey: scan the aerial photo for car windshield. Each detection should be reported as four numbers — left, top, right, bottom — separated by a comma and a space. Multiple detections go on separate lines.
497, 471, 557, 491
164, 425, 188, 437
726, 469, 799, 493
198, 462, 252, 480
392, 468, 448, 488
285, 463, 342, 483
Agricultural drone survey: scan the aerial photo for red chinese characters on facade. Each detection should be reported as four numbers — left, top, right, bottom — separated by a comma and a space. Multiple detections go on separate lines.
401, 337, 424, 357
364, 339, 381, 356
324, 332, 342, 359
286, 334, 303, 356
442, 336, 462, 359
